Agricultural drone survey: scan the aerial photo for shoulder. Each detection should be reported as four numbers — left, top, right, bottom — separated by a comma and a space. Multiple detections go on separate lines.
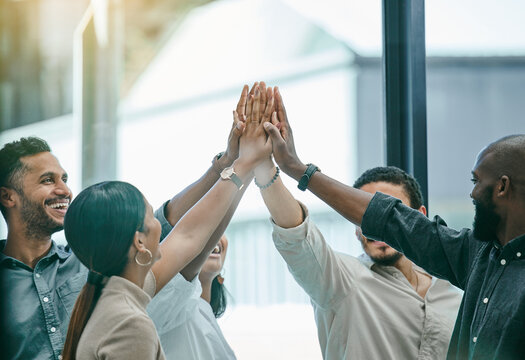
97, 314, 162, 358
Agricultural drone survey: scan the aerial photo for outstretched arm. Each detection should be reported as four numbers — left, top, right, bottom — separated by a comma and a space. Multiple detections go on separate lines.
158, 84, 256, 281
263, 87, 372, 226
152, 85, 273, 292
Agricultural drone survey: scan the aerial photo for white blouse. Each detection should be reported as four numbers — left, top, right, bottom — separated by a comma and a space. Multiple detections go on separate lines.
148, 273, 236, 360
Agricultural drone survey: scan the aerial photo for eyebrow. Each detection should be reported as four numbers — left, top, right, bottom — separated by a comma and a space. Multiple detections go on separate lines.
39, 171, 68, 179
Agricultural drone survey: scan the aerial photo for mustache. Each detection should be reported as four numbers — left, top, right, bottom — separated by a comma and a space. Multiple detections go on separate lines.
44, 196, 71, 205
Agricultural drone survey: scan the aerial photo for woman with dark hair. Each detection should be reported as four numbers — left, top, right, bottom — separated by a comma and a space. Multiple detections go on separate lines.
60, 84, 273, 360
148, 235, 234, 359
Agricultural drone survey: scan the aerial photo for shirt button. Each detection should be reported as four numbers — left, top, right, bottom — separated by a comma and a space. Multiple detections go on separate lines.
473, 336, 477, 343
35, 273, 41, 278
43, 297, 49, 303
517, 252, 522, 258
483, 297, 489, 304
500, 259, 506, 265
50, 327, 56, 333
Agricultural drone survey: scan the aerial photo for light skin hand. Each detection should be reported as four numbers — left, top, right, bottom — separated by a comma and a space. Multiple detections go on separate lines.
237, 86, 274, 171
217, 85, 250, 168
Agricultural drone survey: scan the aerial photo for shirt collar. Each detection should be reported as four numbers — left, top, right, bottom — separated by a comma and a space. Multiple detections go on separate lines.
503, 232, 525, 255
0, 239, 71, 266
357, 253, 375, 269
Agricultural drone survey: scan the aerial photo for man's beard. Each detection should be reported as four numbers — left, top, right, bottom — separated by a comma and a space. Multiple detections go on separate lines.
20, 192, 63, 239
472, 186, 500, 242
369, 250, 403, 266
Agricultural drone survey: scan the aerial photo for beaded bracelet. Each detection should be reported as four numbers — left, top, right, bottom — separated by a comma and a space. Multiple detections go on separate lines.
254, 166, 280, 189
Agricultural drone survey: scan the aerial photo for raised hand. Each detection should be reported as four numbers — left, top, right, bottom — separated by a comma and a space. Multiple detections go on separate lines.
237, 85, 275, 170
263, 87, 304, 177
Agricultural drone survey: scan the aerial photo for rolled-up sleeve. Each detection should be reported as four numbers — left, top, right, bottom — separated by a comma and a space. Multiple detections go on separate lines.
154, 201, 174, 241
272, 203, 356, 309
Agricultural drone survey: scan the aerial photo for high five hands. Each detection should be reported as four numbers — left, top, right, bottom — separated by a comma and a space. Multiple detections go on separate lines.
225, 81, 305, 183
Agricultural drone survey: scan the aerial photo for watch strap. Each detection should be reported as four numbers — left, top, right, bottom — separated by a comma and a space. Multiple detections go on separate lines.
297, 163, 320, 191
230, 172, 244, 190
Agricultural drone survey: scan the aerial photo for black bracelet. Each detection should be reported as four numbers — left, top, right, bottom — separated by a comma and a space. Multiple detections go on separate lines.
297, 163, 320, 191
254, 167, 280, 189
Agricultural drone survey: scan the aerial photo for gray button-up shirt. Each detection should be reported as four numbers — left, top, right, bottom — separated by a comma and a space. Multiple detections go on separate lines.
0, 203, 172, 360
0, 240, 87, 360
272, 204, 463, 360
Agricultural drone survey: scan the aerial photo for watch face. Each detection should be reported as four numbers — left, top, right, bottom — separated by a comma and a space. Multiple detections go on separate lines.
221, 166, 234, 179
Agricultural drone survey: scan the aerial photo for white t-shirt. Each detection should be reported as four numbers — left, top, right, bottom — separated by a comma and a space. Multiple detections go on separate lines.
147, 273, 236, 360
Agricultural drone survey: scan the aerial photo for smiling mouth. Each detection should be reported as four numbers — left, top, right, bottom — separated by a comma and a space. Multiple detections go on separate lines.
45, 199, 70, 212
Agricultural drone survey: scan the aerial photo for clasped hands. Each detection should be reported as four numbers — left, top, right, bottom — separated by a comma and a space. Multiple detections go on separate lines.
219, 81, 305, 185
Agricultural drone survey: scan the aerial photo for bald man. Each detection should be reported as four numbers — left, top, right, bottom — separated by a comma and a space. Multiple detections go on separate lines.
263, 88, 525, 360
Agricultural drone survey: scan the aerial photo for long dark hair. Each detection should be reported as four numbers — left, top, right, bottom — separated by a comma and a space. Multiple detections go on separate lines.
61, 181, 146, 360
210, 276, 228, 318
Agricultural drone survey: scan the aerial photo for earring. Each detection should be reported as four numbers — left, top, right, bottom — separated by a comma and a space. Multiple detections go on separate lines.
217, 274, 224, 284
135, 249, 153, 266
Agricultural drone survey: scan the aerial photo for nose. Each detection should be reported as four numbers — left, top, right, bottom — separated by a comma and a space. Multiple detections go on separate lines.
55, 179, 72, 198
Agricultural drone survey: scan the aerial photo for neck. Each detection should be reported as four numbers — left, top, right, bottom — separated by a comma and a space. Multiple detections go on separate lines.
199, 272, 214, 304
3, 221, 53, 269
392, 256, 416, 282
498, 213, 525, 246
120, 264, 149, 289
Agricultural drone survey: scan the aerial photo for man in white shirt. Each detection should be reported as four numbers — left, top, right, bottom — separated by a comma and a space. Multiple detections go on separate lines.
255, 161, 462, 359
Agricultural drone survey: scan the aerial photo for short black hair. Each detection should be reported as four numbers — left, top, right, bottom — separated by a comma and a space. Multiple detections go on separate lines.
353, 166, 424, 209
0, 137, 51, 216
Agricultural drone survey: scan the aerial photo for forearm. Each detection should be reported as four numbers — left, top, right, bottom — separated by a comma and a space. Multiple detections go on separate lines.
180, 175, 252, 280
256, 162, 303, 229
153, 159, 251, 292
163, 156, 230, 227
284, 162, 373, 226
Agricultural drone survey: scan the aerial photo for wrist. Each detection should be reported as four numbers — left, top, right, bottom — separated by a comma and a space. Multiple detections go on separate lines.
232, 158, 255, 181
254, 161, 276, 186
283, 160, 307, 181
218, 153, 235, 169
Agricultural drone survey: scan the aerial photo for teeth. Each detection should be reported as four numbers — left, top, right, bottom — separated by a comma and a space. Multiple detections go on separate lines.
49, 202, 69, 209
212, 245, 220, 254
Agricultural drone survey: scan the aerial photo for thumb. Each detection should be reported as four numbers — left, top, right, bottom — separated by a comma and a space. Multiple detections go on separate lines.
263, 122, 283, 143
232, 111, 245, 136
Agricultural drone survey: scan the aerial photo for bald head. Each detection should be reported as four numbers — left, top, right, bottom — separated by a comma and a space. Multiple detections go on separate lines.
478, 134, 525, 194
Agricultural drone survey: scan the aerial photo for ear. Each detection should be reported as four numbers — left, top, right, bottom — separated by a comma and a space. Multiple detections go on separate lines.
355, 226, 364, 242
131, 231, 146, 252
0, 187, 17, 210
497, 175, 510, 197
417, 205, 427, 217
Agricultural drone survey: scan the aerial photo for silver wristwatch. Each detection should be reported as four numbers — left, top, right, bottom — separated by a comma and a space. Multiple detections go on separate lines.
220, 166, 244, 190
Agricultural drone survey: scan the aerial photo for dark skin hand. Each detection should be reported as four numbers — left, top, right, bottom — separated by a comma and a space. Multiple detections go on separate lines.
263, 87, 373, 226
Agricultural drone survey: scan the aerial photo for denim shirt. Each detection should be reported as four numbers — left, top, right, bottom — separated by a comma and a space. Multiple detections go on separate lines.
362, 192, 525, 360
0, 240, 87, 360
0, 203, 172, 360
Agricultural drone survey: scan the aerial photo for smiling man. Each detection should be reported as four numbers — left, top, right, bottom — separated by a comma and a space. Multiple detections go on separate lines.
0, 95, 247, 359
